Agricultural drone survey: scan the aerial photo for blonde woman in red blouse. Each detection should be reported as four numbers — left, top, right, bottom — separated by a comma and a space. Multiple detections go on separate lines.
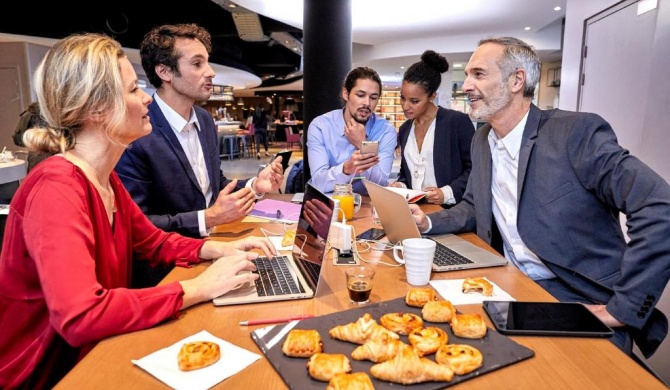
0, 33, 275, 389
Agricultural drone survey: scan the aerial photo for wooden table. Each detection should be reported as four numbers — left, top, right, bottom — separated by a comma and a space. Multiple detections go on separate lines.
55, 196, 665, 389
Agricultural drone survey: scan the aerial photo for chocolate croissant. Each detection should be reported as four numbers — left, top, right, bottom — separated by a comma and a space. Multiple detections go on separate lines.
329, 313, 399, 345
370, 343, 454, 384
326, 372, 375, 390
307, 353, 352, 382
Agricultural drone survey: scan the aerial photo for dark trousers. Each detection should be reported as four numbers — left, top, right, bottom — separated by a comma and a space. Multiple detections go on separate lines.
535, 278, 632, 355
255, 129, 269, 153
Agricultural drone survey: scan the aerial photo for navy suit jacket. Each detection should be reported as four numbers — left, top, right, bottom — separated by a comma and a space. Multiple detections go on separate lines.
429, 104, 670, 357
396, 106, 474, 203
115, 100, 249, 238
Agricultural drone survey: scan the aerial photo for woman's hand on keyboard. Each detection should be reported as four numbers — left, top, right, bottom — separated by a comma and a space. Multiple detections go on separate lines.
199, 236, 276, 259
180, 252, 259, 308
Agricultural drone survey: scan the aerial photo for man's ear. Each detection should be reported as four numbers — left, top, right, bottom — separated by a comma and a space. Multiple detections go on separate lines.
341, 87, 349, 102
156, 64, 171, 82
510, 69, 526, 93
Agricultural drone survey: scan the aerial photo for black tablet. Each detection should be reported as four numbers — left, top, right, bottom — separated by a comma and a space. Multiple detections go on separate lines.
483, 301, 614, 337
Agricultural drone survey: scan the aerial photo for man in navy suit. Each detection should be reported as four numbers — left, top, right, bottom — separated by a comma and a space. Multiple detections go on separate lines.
115, 24, 283, 287
410, 37, 670, 358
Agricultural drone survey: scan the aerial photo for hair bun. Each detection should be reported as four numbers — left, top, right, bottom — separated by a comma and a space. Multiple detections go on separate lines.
420, 50, 449, 73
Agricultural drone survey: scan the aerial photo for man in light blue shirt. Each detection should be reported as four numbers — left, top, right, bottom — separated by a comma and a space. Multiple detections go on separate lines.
307, 67, 397, 195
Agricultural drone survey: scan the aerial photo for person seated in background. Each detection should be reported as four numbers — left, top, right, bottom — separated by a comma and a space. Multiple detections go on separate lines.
307, 67, 397, 194
11, 101, 51, 172
0, 33, 276, 390
114, 23, 284, 287
390, 50, 474, 207
409, 36, 670, 359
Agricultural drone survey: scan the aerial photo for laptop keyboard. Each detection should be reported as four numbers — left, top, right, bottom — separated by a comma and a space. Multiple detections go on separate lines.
433, 243, 475, 267
301, 260, 320, 284
252, 256, 305, 296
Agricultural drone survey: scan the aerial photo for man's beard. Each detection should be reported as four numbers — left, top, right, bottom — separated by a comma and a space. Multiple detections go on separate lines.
350, 107, 371, 125
469, 81, 510, 122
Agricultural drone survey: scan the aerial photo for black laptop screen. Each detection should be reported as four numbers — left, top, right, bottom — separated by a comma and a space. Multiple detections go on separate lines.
292, 183, 334, 289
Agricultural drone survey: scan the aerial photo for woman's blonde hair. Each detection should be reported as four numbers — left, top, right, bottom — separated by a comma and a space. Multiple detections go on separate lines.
24, 33, 127, 154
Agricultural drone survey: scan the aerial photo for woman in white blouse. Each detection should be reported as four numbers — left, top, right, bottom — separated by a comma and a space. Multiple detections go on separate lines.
390, 50, 475, 208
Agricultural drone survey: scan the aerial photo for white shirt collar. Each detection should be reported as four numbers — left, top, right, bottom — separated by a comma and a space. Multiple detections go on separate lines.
154, 93, 199, 133
487, 110, 530, 160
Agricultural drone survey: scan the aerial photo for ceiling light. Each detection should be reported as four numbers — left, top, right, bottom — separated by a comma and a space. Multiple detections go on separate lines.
453, 64, 463, 68
524, 26, 531, 31
270, 32, 303, 56
554, 6, 561, 11
237, 98, 245, 106
400, 66, 405, 69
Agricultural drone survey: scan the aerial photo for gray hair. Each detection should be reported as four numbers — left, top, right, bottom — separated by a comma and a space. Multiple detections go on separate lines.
478, 37, 541, 98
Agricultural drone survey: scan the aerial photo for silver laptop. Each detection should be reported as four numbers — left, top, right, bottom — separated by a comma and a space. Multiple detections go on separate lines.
213, 183, 334, 306
363, 180, 507, 272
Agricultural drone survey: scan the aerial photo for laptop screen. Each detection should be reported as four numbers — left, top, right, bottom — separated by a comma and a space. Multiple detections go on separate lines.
292, 183, 334, 289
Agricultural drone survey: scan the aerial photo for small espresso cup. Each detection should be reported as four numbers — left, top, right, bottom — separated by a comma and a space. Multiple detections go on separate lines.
345, 266, 375, 305
393, 238, 436, 286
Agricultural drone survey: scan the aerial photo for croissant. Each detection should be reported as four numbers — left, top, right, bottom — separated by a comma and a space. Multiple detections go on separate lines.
351, 332, 405, 363
326, 372, 375, 390
370, 343, 454, 384
307, 353, 352, 382
329, 313, 399, 344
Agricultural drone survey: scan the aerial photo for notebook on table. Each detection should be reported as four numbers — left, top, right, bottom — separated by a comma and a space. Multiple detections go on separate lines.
213, 183, 334, 306
363, 180, 508, 272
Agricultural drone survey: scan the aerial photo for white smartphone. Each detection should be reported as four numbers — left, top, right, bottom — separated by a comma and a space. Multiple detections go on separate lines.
360, 140, 379, 155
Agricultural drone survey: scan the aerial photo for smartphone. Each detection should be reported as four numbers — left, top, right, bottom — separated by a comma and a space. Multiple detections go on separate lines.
272, 150, 293, 173
356, 227, 385, 241
482, 301, 614, 337
360, 141, 379, 156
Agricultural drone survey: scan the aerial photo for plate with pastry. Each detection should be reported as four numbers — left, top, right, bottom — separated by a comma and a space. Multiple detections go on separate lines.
429, 277, 515, 305
132, 330, 260, 390
250, 297, 534, 390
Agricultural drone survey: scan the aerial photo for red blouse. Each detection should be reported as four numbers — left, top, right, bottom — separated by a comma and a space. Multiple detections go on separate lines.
0, 157, 205, 389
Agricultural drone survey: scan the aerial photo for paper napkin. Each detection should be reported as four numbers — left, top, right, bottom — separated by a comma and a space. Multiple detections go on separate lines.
429, 278, 516, 305
132, 330, 261, 390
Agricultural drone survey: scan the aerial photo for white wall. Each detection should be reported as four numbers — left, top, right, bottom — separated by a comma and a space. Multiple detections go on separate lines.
562, 0, 670, 383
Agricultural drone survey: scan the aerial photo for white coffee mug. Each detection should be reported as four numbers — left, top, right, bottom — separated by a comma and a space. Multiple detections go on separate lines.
393, 238, 436, 285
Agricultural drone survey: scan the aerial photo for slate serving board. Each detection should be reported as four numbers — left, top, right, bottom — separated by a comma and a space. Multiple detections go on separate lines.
251, 297, 534, 389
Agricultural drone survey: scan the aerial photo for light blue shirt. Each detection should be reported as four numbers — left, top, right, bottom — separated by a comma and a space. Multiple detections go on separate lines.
306, 108, 397, 194
488, 110, 555, 281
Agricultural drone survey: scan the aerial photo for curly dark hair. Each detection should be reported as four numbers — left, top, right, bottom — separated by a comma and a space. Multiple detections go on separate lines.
402, 50, 449, 96
140, 23, 212, 89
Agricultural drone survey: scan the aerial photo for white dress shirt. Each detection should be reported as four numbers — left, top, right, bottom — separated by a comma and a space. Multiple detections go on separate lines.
154, 95, 261, 236
488, 110, 555, 280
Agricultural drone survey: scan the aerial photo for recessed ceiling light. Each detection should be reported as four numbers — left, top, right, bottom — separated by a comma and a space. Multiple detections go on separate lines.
400, 66, 405, 69
554, 6, 561, 11
453, 64, 462, 68
524, 26, 531, 31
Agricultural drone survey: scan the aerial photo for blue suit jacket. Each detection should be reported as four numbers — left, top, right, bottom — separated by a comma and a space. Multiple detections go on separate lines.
396, 106, 474, 203
115, 100, 248, 238
430, 104, 670, 357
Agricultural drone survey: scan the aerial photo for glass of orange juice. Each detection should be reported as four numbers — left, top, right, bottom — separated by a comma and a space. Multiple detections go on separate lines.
332, 183, 361, 221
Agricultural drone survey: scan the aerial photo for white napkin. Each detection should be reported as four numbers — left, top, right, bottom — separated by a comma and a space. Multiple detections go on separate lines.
429, 278, 516, 305
132, 330, 261, 390
268, 236, 293, 251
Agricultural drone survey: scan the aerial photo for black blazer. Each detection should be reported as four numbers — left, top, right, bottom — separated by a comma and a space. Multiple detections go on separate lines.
396, 106, 474, 203
115, 100, 248, 238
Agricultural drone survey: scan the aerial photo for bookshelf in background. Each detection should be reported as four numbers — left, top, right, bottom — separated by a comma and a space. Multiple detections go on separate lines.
377, 90, 404, 130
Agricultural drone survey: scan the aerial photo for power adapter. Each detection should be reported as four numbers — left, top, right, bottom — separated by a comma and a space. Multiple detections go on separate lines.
330, 221, 352, 253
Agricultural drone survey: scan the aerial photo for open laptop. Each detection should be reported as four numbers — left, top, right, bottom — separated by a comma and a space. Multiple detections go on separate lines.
363, 180, 507, 272
213, 183, 334, 306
